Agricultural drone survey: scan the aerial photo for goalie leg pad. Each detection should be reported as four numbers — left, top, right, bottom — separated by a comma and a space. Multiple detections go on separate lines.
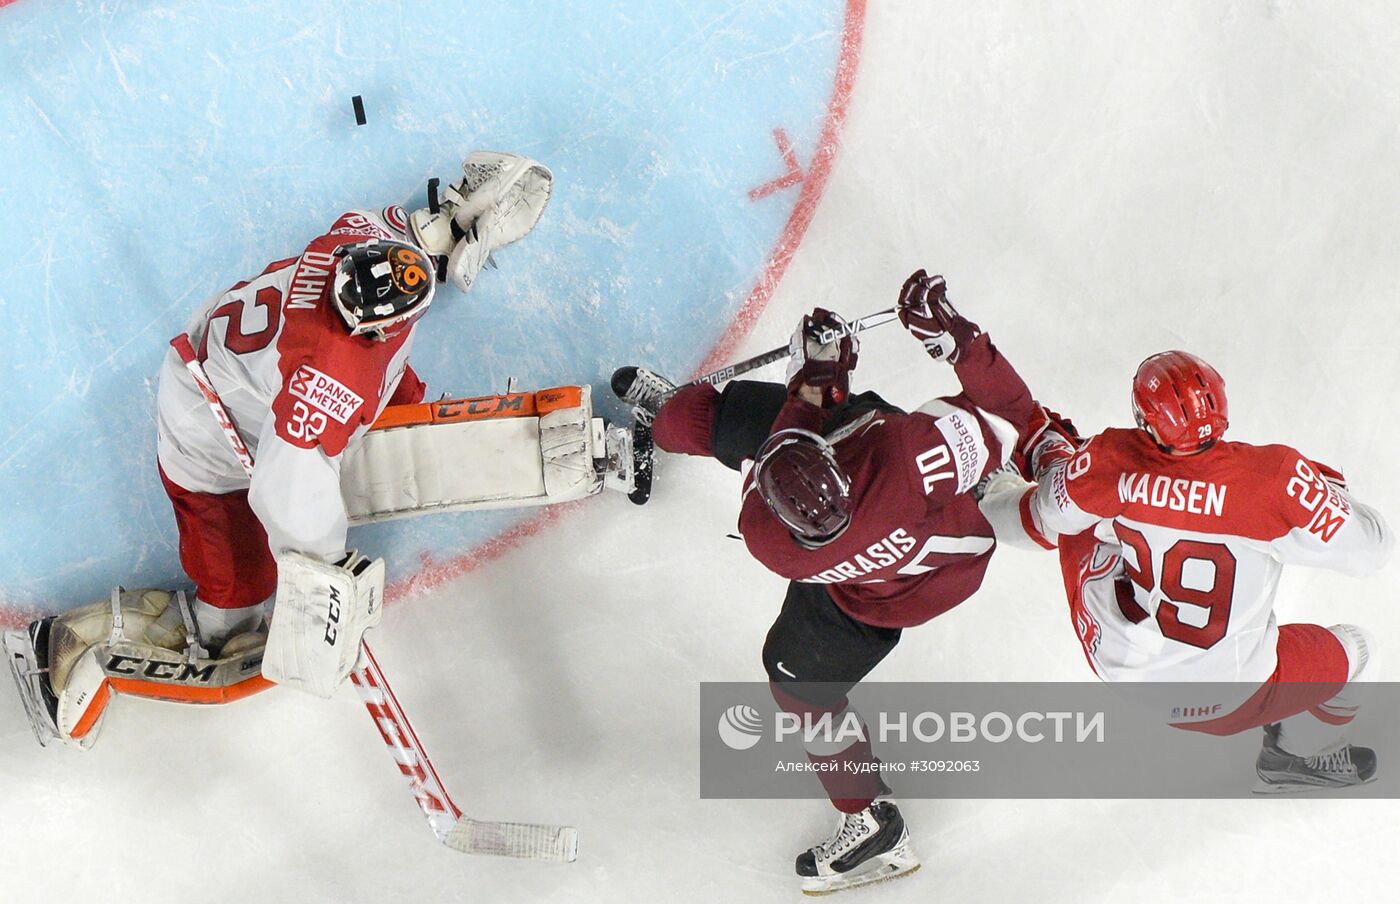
264, 551, 384, 699
341, 386, 614, 523
11, 589, 273, 749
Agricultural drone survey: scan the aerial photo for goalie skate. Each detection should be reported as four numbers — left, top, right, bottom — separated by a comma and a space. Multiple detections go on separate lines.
4, 618, 63, 749
797, 801, 920, 896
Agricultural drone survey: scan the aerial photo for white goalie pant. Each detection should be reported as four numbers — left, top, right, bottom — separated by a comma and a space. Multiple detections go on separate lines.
340, 385, 621, 523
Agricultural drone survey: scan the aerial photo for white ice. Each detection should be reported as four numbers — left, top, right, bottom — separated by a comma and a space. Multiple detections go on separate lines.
3, 2, 1399, 902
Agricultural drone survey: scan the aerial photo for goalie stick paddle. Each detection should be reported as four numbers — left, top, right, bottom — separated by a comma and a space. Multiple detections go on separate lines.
169, 333, 579, 862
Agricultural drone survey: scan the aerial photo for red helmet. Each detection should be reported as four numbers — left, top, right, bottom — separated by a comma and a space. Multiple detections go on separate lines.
753, 429, 852, 546
1131, 351, 1228, 453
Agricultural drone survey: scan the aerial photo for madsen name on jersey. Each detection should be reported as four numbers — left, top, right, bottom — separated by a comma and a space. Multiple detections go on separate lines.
1116, 471, 1227, 518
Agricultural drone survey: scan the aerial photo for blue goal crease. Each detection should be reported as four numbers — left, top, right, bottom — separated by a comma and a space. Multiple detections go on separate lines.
0, 0, 844, 610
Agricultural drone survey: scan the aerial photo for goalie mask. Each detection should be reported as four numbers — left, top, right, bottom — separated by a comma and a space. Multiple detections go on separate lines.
332, 240, 436, 338
753, 428, 852, 547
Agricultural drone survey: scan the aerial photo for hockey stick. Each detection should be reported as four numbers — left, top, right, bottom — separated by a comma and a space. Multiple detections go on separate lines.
619, 307, 898, 506
170, 333, 579, 862
678, 306, 898, 393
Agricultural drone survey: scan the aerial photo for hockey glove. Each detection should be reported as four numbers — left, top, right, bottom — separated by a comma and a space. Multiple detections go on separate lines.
1018, 404, 1082, 480
785, 308, 859, 406
897, 269, 980, 363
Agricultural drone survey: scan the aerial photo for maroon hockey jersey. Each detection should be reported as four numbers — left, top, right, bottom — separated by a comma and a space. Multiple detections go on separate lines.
739, 335, 1034, 628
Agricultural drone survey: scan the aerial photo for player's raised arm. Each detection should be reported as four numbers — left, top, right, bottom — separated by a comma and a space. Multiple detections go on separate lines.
891, 271, 1032, 510
896, 270, 1036, 433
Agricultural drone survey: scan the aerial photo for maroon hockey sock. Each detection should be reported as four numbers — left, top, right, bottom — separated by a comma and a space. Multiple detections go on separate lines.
771, 683, 884, 813
653, 383, 720, 456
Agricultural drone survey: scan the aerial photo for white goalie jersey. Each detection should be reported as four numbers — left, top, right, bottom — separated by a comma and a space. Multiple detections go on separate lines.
155, 207, 427, 561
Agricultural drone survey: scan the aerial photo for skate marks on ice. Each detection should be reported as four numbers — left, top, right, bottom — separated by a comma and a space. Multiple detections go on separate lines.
0, 0, 854, 611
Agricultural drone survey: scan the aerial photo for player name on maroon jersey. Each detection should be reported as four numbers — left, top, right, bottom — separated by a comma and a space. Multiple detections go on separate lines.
801, 528, 920, 584
1116, 471, 1227, 517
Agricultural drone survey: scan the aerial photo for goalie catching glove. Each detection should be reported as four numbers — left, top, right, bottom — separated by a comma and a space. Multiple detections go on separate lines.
409, 151, 553, 292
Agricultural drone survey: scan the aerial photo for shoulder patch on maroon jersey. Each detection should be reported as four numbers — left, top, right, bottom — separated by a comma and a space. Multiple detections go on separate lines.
899, 403, 988, 500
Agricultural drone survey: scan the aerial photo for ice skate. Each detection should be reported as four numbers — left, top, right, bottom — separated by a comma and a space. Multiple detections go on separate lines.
796, 800, 920, 896
1254, 722, 1378, 793
609, 366, 676, 425
610, 366, 674, 504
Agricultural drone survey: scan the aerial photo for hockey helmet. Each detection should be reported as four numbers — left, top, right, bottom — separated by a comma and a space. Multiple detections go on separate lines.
332, 239, 436, 338
1131, 350, 1229, 454
753, 428, 852, 546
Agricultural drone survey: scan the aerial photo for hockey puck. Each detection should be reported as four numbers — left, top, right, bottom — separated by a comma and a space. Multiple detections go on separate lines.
351, 95, 366, 126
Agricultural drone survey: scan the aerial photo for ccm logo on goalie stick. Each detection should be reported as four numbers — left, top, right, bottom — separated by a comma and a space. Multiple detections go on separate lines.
289, 364, 364, 425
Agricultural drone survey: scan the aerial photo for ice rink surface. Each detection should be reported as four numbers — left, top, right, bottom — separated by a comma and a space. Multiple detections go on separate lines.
3, 1, 1400, 902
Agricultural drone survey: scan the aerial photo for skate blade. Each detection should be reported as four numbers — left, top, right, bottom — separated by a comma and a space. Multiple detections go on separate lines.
1252, 772, 1379, 795
800, 852, 921, 896
3, 629, 58, 748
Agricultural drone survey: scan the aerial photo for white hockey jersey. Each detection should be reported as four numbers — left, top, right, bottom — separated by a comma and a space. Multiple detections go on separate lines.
1020, 428, 1393, 684
156, 207, 427, 561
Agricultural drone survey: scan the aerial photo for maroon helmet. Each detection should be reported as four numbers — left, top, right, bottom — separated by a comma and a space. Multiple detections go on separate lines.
1131, 350, 1228, 454
753, 429, 852, 545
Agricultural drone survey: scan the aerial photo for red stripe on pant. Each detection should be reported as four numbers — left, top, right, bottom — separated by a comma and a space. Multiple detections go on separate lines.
1175, 623, 1351, 736
159, 466, 277, 609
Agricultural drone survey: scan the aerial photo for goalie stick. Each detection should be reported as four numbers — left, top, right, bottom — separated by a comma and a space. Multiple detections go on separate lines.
170, 333, 578, 862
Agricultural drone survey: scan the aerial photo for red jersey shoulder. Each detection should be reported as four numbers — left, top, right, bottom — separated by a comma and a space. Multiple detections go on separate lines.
1258, 442, 1354, 543
255, 210, 408, 455
1057, 428, 1144, 517
272, 333, 406, 455
1065, 429, 1336, 543
318, 210, 395, 247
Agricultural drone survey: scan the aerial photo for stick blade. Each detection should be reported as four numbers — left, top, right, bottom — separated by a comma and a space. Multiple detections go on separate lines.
443, 817, 579, 862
